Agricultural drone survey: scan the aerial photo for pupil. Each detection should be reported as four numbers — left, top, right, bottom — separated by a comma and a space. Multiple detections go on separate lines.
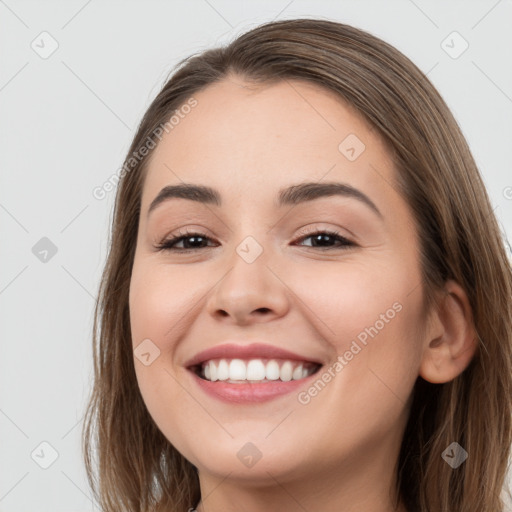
186, 236, 204, 248
314, 234, 332, 246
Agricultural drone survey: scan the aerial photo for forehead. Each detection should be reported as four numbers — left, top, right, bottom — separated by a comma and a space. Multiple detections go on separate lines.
141, 77, 397, 210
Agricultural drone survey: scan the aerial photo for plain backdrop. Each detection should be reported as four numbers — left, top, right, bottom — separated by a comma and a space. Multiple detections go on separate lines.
1, 1, 511, 510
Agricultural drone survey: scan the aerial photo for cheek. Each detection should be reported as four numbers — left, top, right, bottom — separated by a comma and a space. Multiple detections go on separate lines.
289, 265, 424, 456
129, 261, 201, 350
129, 262, 209, 456
292, 257, 420, 341
293, 257, 424, 399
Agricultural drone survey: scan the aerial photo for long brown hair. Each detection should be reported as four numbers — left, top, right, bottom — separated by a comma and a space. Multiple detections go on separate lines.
82, 18, 512, 512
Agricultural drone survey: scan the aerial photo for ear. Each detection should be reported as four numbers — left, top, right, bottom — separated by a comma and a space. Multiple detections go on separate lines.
419, 280, 478, 384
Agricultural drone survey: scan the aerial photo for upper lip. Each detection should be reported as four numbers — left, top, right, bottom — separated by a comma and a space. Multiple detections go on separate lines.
184, 342, 325, 368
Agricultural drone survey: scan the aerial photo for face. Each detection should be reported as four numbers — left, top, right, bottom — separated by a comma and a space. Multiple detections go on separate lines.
129, 77, 429, 487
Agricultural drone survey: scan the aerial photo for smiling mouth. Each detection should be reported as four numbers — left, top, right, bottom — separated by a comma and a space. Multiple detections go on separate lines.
190, 358, 322, 383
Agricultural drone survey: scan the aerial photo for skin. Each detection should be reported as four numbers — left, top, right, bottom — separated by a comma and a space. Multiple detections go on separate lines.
129, 76, 477, 512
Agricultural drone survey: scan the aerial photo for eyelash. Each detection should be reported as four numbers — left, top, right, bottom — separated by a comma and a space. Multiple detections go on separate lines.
154, 227, 356, 253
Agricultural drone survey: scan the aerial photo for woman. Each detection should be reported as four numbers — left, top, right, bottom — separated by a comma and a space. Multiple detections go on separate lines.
82, 18, 512, 512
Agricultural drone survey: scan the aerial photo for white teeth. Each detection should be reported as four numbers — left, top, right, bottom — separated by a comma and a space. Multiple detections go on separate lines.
229, 359, 246, 380
209, 361, 218, 382
217, 359, 229, 381
280, 361, 293, 382
200, 358, 317, 383
292, 365, 303, 380
265, 360, 280, 380
246, 359, 266, 380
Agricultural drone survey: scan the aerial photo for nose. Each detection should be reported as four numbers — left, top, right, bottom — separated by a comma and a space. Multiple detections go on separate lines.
205, 246, 290, 326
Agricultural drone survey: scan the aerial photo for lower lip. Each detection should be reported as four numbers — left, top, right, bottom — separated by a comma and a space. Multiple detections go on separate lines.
188, 369, 318, 403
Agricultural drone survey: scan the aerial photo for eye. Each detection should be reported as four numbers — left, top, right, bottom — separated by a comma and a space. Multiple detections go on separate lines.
154, 229, 216, 252
154, 228, 356, 253
292, 228, 355, 250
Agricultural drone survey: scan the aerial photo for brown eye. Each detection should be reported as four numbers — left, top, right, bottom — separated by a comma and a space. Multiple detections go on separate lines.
155, 231, 216, 252
294, 229, 355, 250
155, 229, 356, 253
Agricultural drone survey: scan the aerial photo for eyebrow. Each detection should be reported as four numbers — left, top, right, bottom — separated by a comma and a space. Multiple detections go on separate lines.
147, 181, 382, 219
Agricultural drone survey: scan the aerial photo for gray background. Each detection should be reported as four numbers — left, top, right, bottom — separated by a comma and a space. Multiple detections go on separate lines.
1, 1, 511, 510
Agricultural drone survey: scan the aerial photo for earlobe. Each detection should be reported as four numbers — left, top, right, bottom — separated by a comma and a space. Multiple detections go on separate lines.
419, 280, 478, 384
